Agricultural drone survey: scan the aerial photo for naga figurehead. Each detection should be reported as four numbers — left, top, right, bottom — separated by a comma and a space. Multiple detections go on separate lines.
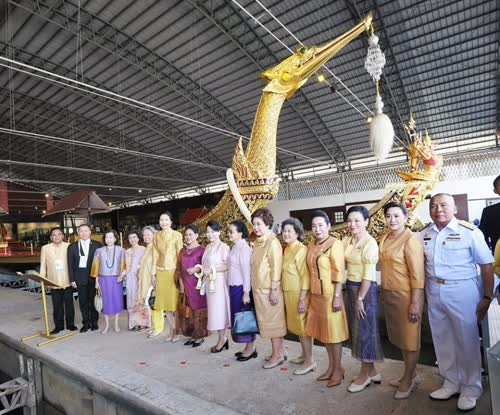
261, 11, 373, 99
197, 12, 374, 227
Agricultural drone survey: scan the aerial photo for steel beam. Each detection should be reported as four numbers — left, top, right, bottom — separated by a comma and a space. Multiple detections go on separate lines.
188, 0, 348, 169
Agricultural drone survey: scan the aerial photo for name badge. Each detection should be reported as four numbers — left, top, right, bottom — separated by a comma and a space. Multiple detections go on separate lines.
79, 256, 88, 268
55, 259, 64, 272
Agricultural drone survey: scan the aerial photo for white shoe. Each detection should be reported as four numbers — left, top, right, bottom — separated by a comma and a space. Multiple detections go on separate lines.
457, 396, 476, 411
293, 362, 317, 375
347, 376, 371, 393
290, 356, 306, 364
429, 387, 459, 400
389, 374, 421, 387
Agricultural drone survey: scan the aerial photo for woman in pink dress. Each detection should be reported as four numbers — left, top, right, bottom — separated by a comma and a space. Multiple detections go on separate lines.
122, 230, 147, 331
202, 220, 231, 353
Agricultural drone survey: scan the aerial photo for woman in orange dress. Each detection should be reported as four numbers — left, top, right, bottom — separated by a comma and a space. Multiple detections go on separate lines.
305, 210, 348, 387
379, 202, 425, 399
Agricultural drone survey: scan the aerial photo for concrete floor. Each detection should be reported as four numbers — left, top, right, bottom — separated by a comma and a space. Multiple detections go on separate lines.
0, 286, 493, 415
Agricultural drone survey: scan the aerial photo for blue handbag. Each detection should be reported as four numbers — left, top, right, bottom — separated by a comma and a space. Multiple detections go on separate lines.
233, 307, 259, 336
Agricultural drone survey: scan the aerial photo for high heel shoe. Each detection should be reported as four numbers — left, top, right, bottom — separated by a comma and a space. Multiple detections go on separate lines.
317, 371, 333, 381
192, 339, 204, 348
327, 373, 345, 388
210, 339, 229, 353
237, 349, 258, 361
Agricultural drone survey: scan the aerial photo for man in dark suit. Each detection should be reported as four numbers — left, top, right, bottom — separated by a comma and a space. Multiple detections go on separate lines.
479, 174, 500, 253
68, 224, 102, 332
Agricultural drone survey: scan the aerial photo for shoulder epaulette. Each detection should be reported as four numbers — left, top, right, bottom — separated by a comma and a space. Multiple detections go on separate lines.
458, 220, 475, 230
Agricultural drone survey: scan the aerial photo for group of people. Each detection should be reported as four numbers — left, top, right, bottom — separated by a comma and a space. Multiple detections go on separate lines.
38, 183, 499, 412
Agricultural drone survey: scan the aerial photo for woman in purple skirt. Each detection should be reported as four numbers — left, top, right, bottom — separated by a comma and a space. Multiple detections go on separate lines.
91, 229, 125, 334
227, 220, 257, 361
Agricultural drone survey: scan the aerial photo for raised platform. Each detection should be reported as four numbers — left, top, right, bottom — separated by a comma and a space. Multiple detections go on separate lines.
0, 286, 493, 415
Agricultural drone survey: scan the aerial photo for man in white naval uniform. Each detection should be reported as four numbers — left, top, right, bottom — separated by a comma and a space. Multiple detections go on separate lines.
421, 193, 494, 411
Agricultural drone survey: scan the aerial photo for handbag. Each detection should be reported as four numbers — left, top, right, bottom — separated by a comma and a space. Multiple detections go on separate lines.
94, 288, 103, 313
233, 307, 259, 336
177, 293, 191, 319
147, 287, 156, 310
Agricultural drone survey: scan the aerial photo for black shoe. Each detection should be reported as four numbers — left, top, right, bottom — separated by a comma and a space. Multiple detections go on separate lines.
237, 349, 258, 361
184, 339, 195, 346
234, 351, 243, 357
67, 325, 78, 331
50, 328, 62, 335
90, 323, 98, 331
80, 325, 89, 333
192, 339, 204, 348
210, 339, 229, 353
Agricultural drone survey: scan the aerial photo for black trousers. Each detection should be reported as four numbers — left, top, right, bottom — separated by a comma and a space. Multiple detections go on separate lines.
77, 280, 99, 327
51, 287, 75, 329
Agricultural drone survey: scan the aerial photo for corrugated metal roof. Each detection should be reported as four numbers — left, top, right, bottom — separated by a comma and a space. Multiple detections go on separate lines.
0, 0, 497, 207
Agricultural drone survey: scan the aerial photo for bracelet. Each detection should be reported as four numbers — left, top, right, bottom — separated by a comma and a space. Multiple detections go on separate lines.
299, 298, 305, 302
357, 296, 364, 301
483, 295, 493, 301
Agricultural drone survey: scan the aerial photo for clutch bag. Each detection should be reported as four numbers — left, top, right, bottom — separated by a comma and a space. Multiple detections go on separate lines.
94, 288, 103, 313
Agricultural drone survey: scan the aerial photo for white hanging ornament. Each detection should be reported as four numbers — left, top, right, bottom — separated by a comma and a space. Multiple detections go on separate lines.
365, 34, 385, 83
365, 33, 394, 161
369, 95, 394, 161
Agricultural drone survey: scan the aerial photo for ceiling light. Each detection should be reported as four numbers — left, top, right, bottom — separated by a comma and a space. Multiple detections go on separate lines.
316, 73, 326, 83
366, 116, 373, 124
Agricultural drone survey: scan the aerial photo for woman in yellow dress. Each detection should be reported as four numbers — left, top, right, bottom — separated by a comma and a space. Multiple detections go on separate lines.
138, 225, 157, 333
281, 217, 315, 375
305, 210, 348, 388
251, 208, 287, 369
379, 202, 424, 399
151, 212, 183, 341
344, 205, 382, 393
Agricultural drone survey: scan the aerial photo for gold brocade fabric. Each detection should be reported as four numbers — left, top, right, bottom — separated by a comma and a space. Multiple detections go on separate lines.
306, 237, 344, 296
39, 242, 71, 289
251, 231, 286, 338
138, 245, 154, 302
343, 234, 378, 283
251, 232, 282, 289
153, 230, 183, 270
379, 229, 425, 291
379, 228, 425, 352
282, 242, 309, 336
305, 238, 348, 344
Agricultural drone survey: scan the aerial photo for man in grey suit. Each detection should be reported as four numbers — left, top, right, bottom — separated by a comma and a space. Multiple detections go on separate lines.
67, 224, 102, 332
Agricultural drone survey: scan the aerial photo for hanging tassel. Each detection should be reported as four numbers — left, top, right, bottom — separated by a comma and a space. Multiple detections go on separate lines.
369, 93, 394, 161
365, 32, 394, 161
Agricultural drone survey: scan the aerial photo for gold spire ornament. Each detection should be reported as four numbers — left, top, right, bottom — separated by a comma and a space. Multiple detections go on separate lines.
365, 28, 394, 161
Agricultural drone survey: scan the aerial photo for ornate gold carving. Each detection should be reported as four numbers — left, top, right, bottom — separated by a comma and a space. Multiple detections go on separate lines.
194, 13, 374, 231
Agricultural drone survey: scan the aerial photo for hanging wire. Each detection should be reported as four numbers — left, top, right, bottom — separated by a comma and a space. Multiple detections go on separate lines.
0, 56, 327, 166
238, 0, 373, 115
235, 0, 408, 149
